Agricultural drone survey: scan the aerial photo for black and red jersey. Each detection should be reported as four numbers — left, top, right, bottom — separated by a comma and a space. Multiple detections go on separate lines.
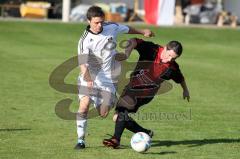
129, 38, 184, 89
116, 38, 185, 112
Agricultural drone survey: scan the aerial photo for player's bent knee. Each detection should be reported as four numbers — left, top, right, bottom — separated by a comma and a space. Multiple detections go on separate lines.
98, 105, 111, 118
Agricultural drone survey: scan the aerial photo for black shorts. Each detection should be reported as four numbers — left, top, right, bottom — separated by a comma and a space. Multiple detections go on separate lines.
133, 97, 154, 112
115, 85, 156, 113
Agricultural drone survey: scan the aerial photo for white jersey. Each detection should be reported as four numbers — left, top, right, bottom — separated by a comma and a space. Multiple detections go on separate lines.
78, 22, 129, 84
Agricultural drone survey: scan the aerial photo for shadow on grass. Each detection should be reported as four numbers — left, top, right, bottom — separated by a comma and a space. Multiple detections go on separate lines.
152, 138, 240, 147
0, 128, 31, 132
99, 145, 177, 155
146, 151, 177, 155
93, 145, 177, 155
84, 145, 130, 150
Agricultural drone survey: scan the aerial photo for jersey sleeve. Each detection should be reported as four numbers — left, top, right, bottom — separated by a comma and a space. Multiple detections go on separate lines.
134, 38, 160, 61
78, 33, 90, 66
78, 32, 89, 55
115, 23, 129, 34
169, 62, 185, 84
134, 38, 159, 51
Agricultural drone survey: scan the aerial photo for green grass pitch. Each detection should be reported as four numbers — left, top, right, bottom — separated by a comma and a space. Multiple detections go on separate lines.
0, 21, 240, 159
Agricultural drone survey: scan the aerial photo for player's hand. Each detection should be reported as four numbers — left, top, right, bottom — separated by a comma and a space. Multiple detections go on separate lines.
143, 29, 155, 37
183, 90, 190, 102
115, 53, 128, 61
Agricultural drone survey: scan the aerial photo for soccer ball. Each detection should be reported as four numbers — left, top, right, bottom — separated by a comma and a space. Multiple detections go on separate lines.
130, 132, 151, 153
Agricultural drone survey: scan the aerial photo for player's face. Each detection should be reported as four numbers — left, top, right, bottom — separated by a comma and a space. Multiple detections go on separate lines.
161, 47, 178, 63
88, 17, 104, 34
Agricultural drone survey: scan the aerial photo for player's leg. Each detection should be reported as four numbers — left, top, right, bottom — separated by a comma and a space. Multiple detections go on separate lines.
103, 107, 127, 148
125, 98, 154, 136
103, 92, 136, 148
103, 106, 152, 149
125, 115, 154, 137
103, 87, 153, 148
112, 94, 137, 122
103, 91, 137, 148
96, 90, 112, 118
97, 104, 110, 118
115, 106, 153, 137
97, 84, 116, 118
103, 96, 153, 148
113, 111, 153, 136
112, 112, 118, 122
75, 96, 91, 149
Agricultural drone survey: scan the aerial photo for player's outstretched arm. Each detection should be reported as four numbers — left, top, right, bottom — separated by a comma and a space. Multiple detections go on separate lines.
128, 26, 155, 37
180, 80, 190, 102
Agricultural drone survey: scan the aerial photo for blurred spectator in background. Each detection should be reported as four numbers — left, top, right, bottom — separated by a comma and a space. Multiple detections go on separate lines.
183, 0, 222, 24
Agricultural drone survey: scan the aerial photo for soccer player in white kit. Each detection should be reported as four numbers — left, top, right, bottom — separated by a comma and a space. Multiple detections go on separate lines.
75, 6, 154, 149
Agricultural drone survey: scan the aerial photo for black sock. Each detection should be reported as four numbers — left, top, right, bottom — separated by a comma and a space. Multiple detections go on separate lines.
113, 110, 128, 142
113, 109, 151, 142
125, 117, 151, 134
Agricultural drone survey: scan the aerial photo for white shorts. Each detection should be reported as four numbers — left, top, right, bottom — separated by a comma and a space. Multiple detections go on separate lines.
77, 76, 117, 108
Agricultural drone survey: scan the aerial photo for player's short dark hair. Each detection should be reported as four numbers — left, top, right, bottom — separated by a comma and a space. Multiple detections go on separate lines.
166, 41, 183, 56
86, 6, 105, 20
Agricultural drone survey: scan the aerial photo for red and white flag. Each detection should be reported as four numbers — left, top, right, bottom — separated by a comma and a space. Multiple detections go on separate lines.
144, 0, 176, 26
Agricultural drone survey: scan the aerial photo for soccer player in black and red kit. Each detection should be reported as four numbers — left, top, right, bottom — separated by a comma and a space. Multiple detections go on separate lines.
103, 38, 190, 148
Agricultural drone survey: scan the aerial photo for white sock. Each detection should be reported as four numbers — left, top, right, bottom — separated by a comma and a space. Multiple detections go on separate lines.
76, 112, 87, 141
